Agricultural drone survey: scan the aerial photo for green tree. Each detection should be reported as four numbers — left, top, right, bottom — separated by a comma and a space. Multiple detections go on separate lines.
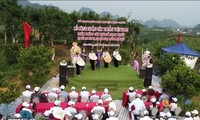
158, 53, 184, 76
18, 45, 52, 86
162, 64, 200, 98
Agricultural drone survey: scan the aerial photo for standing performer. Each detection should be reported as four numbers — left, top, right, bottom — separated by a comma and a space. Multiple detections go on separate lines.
133, 57, 140, 74
89, 49, 97, 71
96, 49, 102, 70
113, 48, 122, 68
81, 48, 87, 70
73, 53, 85, 76
103, 49, 111, 69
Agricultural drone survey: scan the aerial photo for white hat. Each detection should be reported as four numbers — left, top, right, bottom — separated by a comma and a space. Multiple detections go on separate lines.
14, 113, 21, 118
191, 110, 199, 115
172, 97, 177, 102
145, 50, 150, 55
75, 113, 83, 119
22, 102, 30, 107
44, 110, 51, 117
98, 99, 103, 104
144, 110, 149, 115
106, 97, 112, 102
185, 111, 191, 117
82, 86, 86, 90
92, 114, 99, 119
129, 87, 134, 91
52, 107, 65, 119
68, 101, 75, 106
108, 111, 115, 116
65, 111, 72, 116
60, 85, 65, 90
34, 87, 40, 92
148, 86, 153, 89
151, 98, 156, 103
25, 85, 31, 89
71, 86, 76, 90
54, 100, 61, 106
142, 89, 146, 92
104, 88, 109, 93
52, 87, 57, 92
166, 112, 172, 117
92, 90, 96, 94
136, 94, 141, 98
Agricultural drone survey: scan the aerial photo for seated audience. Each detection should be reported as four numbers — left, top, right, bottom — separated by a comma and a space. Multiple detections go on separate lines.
43, 110, 51, 120
191, 110, 200, 120
159, 88, 170, 101
52, 107, 65, 120
184, 111, 193, 120
22, 85, 33, 98
91, 99, 105, 114
30, 87, 48, 103
58, 85, 68, 101
159, 112, 166, 120
75, 113, 83, 120
64, 111, 72, 120
101, 88, 111, 102
126, 87, 136, 102
148, 86, 155, 96
48, 87, 58, 98
169, 97, 178, 116
129, 94, 145, 120
69, 86, 78, 101
106, 111, 118, 120
64, 101, 77, 116
79, 86, 90, 100
90, 90, 99, 102
50, 100, 61, 113
21, 102, 33, 114
140, 110, 152, 120
166, 112, 176, 120
106, 97, 117, 112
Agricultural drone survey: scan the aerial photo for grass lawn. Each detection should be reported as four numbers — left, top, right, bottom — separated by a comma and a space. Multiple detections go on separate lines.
65, 64, 144, 100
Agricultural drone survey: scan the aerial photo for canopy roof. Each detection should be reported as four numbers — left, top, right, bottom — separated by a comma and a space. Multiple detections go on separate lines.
161, 42, 200, 57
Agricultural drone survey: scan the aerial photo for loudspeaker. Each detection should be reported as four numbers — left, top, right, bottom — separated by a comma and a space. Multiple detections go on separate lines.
59, 65, 67, 76
143, 67, 153, 87
139, 68, 146, 79
59, 75, 68, 87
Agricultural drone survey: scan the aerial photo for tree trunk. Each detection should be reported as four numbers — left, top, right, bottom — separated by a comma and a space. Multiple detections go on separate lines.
4, 31, 7, 44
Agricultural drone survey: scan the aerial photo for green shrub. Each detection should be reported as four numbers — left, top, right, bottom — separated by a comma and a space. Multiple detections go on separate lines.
18, 45, 52, 86
119, 49, 131, 65
3, 44, 21, 65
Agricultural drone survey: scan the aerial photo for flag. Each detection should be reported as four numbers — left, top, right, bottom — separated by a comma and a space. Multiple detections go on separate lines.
177, 32, 181, 43
23, 22, 31, 48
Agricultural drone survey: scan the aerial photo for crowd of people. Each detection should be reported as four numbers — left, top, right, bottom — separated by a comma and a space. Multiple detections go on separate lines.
126, 86, 199, 120
15, 84, 119, 120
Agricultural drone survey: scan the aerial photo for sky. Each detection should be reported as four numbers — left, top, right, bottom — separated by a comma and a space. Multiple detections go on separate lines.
29, 1, 200, 27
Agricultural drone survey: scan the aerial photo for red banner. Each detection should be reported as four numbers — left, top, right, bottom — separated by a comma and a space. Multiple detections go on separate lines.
177, 32, 180, 43
23, 22, 31, 48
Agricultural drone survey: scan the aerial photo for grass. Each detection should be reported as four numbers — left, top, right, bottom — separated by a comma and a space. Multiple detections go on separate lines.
65, 64, 144, 100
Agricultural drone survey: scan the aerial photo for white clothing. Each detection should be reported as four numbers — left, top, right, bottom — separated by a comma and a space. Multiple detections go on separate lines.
50, 106, 61, 113
64, 107, 77, 115
168, 117, 177, 120
22, 90, 33, 98
184, 117, 193, 120
108, 102, 117, 112
22, 108, 32, 113
193, 116, 200, 120
129, 98, 145, 115
169, 103, 177, 111
69, 91, 78, 98
103, 51, 110, 58
80, 91, 90, 98
127, 92, 136, 99
140, 116, 153, 120
48, 92, 58, 98
90, 95, 99, 102
91, 105, 105, 114
113, 51, 119, 57
106, 117, 118, 120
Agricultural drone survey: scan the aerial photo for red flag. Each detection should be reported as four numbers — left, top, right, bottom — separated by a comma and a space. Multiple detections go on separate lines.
23, 22, 31, 48
177, 32, 181, 43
